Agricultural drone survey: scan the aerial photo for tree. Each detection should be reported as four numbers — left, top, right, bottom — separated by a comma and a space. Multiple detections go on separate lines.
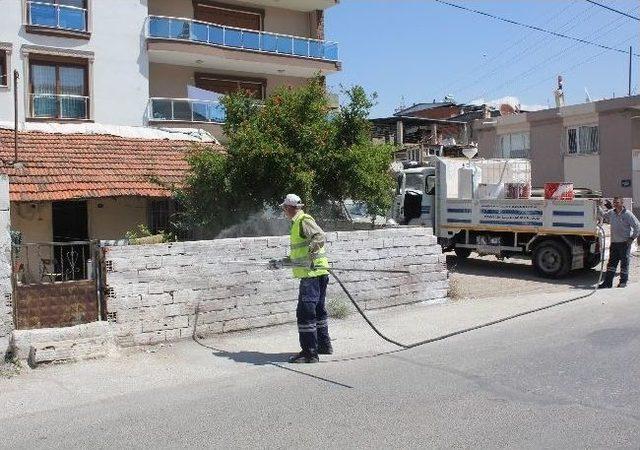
175, 77, 395, 235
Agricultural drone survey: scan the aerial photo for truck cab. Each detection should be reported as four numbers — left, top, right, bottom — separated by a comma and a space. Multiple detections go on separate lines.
392, 166, 436, 226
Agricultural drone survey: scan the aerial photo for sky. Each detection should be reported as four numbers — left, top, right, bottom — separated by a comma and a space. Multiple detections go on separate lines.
324, 0, 640, 117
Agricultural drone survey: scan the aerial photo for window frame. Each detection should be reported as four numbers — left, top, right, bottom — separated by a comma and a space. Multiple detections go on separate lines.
496, 131, 530, 159
28, 56, 90, 120
565, 124, 599, 155
0, 50, 7, 88
25, 0, 91, 38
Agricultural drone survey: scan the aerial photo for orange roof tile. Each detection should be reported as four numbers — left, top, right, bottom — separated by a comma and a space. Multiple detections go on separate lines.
0, 128, 223, 202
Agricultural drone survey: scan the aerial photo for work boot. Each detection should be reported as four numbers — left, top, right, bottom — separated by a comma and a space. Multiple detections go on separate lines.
317, 344, 333, 355
288, 351, 319, 364
598, 272, 614, 289
618, 281, 627, 288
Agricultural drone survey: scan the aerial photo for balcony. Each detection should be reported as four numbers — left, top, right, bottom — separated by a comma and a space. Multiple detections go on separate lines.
26, 1, 88, 35
148, 98, 227, 124
29, 94, 90, 120
146, 16, 341, 78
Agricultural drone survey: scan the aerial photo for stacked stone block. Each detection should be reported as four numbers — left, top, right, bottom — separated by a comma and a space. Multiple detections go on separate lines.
104, 228, 448, 346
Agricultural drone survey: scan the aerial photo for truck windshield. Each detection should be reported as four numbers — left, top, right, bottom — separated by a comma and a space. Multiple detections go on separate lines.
405, 173, 424, 192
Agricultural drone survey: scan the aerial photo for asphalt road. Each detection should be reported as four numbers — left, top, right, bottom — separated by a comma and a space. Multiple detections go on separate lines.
2, 285, 639, 448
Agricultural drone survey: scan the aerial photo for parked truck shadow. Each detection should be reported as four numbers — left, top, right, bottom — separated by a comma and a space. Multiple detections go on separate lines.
446, 254, 603, 289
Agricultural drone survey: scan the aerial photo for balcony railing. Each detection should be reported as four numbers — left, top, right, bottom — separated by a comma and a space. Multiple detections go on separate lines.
30, 93, 89, 119
27, 1, 88, 32
148, 98, 227, 123
147, 15, 339, 62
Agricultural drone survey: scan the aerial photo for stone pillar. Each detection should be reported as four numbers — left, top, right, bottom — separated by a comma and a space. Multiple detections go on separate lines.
0, 175, 13, 338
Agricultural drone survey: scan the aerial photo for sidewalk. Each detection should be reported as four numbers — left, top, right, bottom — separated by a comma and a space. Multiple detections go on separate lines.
1, 281, 637, 421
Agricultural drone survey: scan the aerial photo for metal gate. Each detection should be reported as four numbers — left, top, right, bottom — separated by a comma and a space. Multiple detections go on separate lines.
10, 240, 104, 330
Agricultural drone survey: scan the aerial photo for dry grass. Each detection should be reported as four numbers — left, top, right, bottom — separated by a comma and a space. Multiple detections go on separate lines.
327, 297, 351, 319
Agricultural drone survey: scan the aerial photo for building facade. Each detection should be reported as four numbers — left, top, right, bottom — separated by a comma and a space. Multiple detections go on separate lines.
474, 95, 640, 212
0, 0, 341, 140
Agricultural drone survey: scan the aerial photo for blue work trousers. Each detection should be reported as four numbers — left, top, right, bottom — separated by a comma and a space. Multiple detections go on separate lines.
297, 275, 330, 352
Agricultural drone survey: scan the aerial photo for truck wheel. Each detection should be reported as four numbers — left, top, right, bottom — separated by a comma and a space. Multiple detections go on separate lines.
454, 247, 472, 259
532, 240, 571, 278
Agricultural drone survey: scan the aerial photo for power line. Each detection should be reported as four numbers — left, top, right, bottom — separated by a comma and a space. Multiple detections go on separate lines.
585, 0, 640, 20
433, 0, 640, 57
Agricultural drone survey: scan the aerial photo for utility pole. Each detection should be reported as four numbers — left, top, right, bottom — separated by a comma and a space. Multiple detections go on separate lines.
629, 46, 633, 97
13, 69, 19, 164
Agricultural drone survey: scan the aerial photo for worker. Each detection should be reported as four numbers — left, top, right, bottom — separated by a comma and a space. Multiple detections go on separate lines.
598, 197, 640, 288
271, 194, 332, 363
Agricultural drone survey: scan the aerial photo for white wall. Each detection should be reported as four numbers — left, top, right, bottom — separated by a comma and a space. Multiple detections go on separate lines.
0, 0, 149, 126
104, 228, 449, 346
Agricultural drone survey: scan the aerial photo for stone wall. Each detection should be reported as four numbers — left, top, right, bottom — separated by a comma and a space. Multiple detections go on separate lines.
0, 175, 12, 338
104, 228, 448, 347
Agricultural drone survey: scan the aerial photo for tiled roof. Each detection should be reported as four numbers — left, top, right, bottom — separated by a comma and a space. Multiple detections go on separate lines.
0, 128, 223, 202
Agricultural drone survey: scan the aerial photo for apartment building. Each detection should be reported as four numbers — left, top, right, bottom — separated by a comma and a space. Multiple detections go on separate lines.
0, 0, 341, 138
474, 95, 640, 213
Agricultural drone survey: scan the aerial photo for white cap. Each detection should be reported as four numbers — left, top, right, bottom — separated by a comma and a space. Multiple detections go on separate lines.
279, 193, 304, 208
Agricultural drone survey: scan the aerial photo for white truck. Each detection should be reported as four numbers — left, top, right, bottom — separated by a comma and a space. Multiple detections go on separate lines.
392, 157, 602, 278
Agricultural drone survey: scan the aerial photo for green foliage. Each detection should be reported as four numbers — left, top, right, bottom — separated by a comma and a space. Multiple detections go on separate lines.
176, 77, 395, 233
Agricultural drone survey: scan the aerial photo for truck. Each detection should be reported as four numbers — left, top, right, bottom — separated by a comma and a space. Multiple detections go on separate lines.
391, 156, 602, 278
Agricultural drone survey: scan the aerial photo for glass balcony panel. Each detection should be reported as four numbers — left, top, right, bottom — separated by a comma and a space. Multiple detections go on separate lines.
293, 38, 309, 57
324, 42, 338, 60
209, 103, 226, 123
169, 19, 191, 40
261, 34, 277, 52
148, 16, 169, 38
146, 16, 339, 62
225, 28, 242, 48
30, 3, 57, 27
208, 25, 224, 44
151, 99, 173, 120
191, 22, 208, 42
276, 36, 293, 54
59, 6, 86, 31
242, 30, 260, 50
172, 101, 192, 121
309, 41, 324, 58
192, 102, 209, 122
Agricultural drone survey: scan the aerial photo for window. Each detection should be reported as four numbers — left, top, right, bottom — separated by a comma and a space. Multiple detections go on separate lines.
148, 200, 171, 234
29, 58, 89, 119
27, 0, 88, 33
497, 132, 530, 158
194, 3, 263, 30
567, 125, 598, 154
0, 51, 7, 87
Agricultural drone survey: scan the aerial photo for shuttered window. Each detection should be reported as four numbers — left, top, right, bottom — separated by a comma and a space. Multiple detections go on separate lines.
194, 3, 262, 30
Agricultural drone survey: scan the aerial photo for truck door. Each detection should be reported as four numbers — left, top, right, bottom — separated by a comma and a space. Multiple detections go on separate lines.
424, 174, 436, 228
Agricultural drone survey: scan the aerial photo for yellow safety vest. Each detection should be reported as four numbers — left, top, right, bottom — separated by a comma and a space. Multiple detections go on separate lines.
289, 213, 329, 278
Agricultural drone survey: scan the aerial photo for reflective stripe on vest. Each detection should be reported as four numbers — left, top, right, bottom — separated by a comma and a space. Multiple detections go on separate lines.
289, 213, 329, 278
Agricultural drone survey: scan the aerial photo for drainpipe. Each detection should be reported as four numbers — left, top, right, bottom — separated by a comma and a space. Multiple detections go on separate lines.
13, 69, 19, 164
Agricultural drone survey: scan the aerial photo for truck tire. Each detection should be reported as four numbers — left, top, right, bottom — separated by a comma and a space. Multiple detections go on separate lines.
532, 240, 571, 278
454, 247, 472, 259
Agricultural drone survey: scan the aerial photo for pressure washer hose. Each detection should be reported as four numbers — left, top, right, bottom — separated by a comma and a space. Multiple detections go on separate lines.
327, 224, 607, 350
193, 225, 607, 354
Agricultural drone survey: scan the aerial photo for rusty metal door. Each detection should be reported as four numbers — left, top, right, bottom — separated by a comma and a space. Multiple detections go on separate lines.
10, 240, 102, 330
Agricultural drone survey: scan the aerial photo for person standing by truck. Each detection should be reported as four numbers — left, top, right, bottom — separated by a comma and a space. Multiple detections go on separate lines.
599, 197, 640, 288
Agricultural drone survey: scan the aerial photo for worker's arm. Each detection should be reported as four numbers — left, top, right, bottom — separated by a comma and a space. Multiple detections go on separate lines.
628, 211, 640, 242
301, 217, 326, 258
